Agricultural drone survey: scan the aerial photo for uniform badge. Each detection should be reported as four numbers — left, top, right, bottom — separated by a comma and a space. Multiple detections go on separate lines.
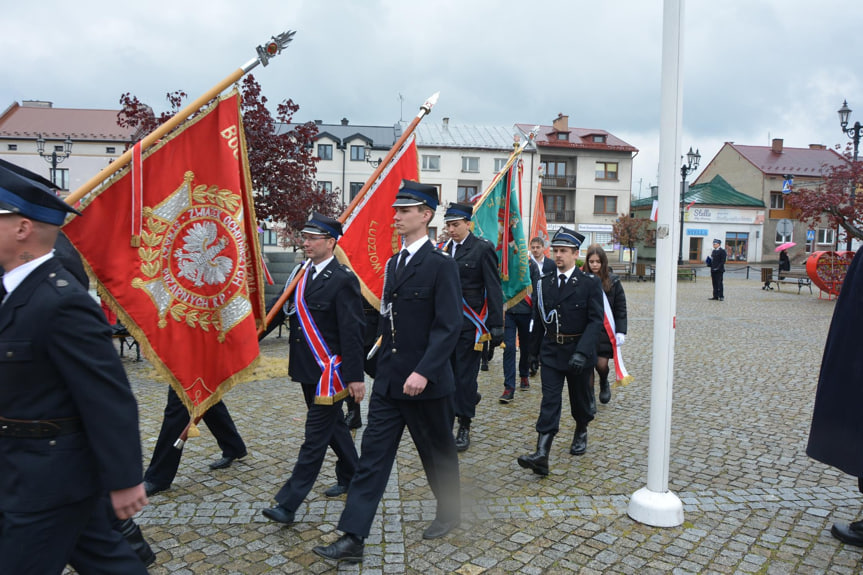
131, 171, 252, 342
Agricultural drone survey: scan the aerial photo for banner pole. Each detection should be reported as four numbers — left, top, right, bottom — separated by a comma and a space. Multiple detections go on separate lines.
63, 30, 296, 208
259, 91, 440, 333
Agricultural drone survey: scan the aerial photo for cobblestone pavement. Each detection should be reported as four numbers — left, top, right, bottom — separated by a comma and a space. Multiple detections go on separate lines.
90, 276, 863, 573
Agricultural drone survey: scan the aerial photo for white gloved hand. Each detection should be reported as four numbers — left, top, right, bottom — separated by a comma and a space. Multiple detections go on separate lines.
615, 333, 626, 347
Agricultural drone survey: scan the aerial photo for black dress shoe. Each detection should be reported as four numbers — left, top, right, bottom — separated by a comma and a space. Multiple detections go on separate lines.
455, 425, 470, 452
832, 520, 863, 547
708, 297, 718, 300
422, 517, 460, 539
313, 533, 364, 563
262, 504, 296, 524
599, 379, 611, 404
480, 362, 489, 371
570, 430, 587, 456
143, 480, 169, 497
209, 451, 247, 470
324, 483, 348, 497
344, 408, 362, 430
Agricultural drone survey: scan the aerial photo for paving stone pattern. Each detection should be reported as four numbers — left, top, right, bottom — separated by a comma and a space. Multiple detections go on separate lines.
69, 277, 863, 573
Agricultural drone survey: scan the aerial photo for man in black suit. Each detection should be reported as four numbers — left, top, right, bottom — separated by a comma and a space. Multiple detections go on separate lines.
143, 388, 248, 496
312, 180, 462, 564
444, 202, 504, 451
518, 227, 604, 476
0, 161, 148, 574
528, 236, 556, 376
262, 212, 364, 524
707, 238, 727, 301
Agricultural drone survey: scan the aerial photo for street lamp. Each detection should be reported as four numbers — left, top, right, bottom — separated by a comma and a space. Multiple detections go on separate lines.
838, 100, 861, 250
364, 147, 382, 168
36, 133, 73, 189
678, 146, 701, 265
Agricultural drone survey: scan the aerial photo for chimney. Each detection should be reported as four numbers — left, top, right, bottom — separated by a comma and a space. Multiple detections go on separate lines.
552, 113, 569, 133
22, 100, 52, 108
771, 138, 783, 154
314, 120, 322, 125
340, 118, 349, 126
442, 117, 449, 130
809, 143, 826, 150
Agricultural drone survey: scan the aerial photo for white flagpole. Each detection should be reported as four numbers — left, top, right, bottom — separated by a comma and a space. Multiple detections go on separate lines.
627, 0, 685, 527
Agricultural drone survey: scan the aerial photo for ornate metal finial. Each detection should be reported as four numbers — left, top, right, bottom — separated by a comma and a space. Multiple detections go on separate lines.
256, 30, 296, 67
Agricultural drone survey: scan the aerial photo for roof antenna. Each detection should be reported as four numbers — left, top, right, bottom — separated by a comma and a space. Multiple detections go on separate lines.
398, 93, 405, 122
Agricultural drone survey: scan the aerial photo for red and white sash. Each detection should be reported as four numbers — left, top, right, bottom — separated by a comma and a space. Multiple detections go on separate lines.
601, 291, 633, 386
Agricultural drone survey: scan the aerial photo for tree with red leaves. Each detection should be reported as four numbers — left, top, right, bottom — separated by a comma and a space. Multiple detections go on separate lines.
613, 213, 649, 264
117, 75, 337, 244
787, 151, 862, 244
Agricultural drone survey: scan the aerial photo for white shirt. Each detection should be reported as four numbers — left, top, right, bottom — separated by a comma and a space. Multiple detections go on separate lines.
556, 265, 576, 286
398, 236, 429, 267
2, 251, 54, 304
311, 255, 334, 279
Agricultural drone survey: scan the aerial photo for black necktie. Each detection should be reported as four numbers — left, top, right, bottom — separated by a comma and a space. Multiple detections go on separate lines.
395, 249, 409, 279
0, 277, 6, 302
558, 273, 566, 289
308, 266, 316, 282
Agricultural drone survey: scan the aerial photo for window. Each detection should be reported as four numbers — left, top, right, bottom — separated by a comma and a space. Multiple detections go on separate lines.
7, 144, 17, 151
457, 185, 477, 203
725, 232, 749, 261
318, 181, 332, 194
775, 228, 792, 244
350, 145, 365, 161
592, 135, 607, 143
556, 132, 569, 141
422, 155, 440, 171
349, 182, 363, 199
461, 156, 479, 172
817, 228, 835, 245
53, 145, 64, 153
770, 192, 785, 210
428, 227, 438, 242
494, 158, 508, 172
594, 195, 617, 214
106, 146, 116, 154
541, 161, 566, 176
594, 232, 613, 247
545, 194, 565, 211
318, 144, 333, 160
50, 168, 70, 190
260, 229, 279, 246
595, 162, 618, 181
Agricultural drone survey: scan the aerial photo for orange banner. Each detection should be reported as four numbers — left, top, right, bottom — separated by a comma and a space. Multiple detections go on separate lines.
335, 135, 419, 308
63, 91, 264, 418
530, 180, 550, 255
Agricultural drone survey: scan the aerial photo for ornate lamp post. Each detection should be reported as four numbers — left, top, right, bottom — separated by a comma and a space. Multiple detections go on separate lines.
678, 146, 700, 265
36, 134, 73, 188
838, 100, 860, 250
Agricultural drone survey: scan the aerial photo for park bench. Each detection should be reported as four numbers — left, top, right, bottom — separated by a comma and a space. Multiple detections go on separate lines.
609, 263, 632, 281
111, 325, 141, 361
775, 269, 812, 294
677, 265, 697, 282
636, 263, 655, 282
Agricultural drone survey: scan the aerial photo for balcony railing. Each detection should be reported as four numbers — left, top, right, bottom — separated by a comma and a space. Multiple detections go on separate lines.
541, 174, 577, 188
546, 210, 575, 223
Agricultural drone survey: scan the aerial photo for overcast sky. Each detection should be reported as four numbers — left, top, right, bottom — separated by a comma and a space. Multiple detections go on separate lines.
3, 0, 862, 197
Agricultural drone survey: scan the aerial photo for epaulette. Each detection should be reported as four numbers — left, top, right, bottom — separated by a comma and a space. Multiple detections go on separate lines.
338, 263, 354, 275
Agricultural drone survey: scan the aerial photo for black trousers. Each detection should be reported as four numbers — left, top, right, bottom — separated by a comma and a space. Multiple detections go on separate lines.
536, 363, 595, 435
451, 328, 482, 421
144, 387, 247, 487
0, 494, 146, 575
711, 270, 724, 298
337, 392, 460, 538
274, 384, 358, 511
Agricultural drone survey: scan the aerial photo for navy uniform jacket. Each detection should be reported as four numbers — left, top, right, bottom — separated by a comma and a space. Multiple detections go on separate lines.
708, 246, 727, 272
447, 233, 503, 331
806, 247, 863, 477
375, 241, 461, 400
288, 260, 365, 387
530, 268, 604, 371
0, 257, 143, 513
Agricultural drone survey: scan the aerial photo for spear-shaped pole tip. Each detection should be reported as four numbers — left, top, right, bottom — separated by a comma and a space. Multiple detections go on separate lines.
421, 91, 440, 115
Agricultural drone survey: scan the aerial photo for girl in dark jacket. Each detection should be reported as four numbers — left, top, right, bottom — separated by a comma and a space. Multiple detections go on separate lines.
582, 244, 628, 404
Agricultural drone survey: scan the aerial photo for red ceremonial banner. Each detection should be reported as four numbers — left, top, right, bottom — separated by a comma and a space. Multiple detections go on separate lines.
335, 135, 419, 308
63, 91, 265, 418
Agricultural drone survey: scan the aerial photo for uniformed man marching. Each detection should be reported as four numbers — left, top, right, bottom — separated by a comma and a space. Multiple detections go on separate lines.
0, 160, 149, 574
518, 227, 603, 476
443, 202, 504, 452
262, 212, 365, 524
312, 180, 462, 564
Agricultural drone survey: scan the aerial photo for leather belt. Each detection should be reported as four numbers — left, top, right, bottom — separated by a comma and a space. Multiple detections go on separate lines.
0, 416, 83, 438
547, 332, 582, 344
